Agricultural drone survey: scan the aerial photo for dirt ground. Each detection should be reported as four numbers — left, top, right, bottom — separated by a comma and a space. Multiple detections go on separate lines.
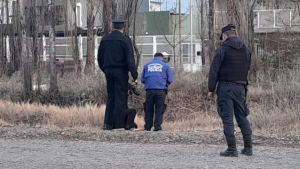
1, 127, 300, 169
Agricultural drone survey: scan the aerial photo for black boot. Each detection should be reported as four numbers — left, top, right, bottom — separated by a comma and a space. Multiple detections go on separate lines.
241, 138, 253, 156
220, 138, 238, 157
102, 124, 113, 130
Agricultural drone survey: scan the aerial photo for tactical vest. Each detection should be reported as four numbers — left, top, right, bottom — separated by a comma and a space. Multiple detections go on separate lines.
218, 45, 249, 82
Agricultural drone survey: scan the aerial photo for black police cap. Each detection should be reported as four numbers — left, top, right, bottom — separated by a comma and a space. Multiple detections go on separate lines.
220, 24, 236, 40
112, 19, 125, 29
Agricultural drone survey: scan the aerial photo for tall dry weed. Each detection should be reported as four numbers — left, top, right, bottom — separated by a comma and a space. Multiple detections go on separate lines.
0, 67, 300, 133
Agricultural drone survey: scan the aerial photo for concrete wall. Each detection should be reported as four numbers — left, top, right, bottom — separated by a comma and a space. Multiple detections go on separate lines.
135, 11, 172, 35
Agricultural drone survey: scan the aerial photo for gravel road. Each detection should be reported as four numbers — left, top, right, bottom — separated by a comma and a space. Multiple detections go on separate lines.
1, 138, 300, 169
1, 127, 300, 169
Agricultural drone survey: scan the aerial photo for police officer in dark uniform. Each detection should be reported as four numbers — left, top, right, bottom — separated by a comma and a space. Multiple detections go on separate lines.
208, 24, 253, 157
98, 19, 138, 130
141, 52, 174, 131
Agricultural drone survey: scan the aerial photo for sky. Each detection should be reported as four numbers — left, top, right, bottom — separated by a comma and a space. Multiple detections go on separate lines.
159, 0, 190, 13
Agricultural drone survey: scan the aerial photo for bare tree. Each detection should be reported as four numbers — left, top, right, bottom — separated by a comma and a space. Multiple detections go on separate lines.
195, 0, 209, 66
36, 0, 47, 93
102, 0, 112, 36
153, 1, 190, 70
24, 0, 39, 71
30, 0, 39, 72
179, 0, 182, 69
111, 0, 118, 20
85, 0, 95, 74
48, 0, 58, 93
70, 0, 82, 76
132, 0, 142, 67
121, 0, 135, 36
18, 0, 32, 100
84, 0, 102, 74
119, 0, 143, 67
208, 0, 215, 63
295, 0, 300, 21
0, 0, 4, 78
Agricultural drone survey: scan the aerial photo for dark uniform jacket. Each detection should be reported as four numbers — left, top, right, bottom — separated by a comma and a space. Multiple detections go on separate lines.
97, 30, 138, 80
208, 37, 251, 92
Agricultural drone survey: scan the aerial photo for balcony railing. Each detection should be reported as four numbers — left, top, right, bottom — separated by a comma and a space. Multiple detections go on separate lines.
254, 9, 300, 28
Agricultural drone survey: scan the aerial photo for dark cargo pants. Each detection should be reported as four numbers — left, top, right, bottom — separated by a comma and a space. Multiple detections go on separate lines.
104, 67, 128, 129
217, 82, 252, 141
144, 90, 166, 131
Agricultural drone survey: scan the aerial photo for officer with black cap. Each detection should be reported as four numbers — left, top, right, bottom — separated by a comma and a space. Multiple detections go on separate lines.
98, 19, 138, 130
208, 24, 253, 157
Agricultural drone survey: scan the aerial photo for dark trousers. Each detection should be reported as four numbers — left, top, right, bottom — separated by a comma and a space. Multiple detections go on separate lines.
104, 68, 128, 129
144, 90, 166, 130
124, 108, 137, 128
217, 82, 252, 142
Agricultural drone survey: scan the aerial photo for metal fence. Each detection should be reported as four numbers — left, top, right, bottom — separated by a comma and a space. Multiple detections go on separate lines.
4, 35, 202, 71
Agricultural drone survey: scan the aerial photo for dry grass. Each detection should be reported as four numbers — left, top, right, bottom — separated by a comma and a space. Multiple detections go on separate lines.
0, 100, 145, 130
0, 97, 299, 133
0, 68, 300, 133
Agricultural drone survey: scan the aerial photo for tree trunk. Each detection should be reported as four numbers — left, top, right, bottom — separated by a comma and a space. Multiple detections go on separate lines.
85, 0, 95, 74
132, 1, 141, 68
37, 0, 46, 93
18, 0, 32, 100
123, 0, 133, 36
208, 0, 215, 63
246, 0, 260, 78
48, 0, 58, 93
200, 0, 206, 65
71, 0, 81, 76
32, 0, 38, 71
179, 0, 183, 69
227, 0, 243, 39
121, 0, 141, 68
0, 0, 4, 78
103, 0, 112, 36
173, 23, 176, 71
173, 46, 176, 71
111, 0, 118, 20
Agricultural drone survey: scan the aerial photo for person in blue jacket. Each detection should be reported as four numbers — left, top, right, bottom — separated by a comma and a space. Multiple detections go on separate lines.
208, 24, 252, 157
141, 52, 174, 131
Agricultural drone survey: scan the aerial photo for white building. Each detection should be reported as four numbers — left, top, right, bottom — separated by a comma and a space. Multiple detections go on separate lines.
117, 0, 162, 12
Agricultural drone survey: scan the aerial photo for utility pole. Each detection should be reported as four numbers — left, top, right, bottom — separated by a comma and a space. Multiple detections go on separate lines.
179, 0, 182, 69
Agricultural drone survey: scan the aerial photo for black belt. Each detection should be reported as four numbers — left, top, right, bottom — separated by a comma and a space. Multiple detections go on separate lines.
146, 89, 166, 91
219, 81, 247, 86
